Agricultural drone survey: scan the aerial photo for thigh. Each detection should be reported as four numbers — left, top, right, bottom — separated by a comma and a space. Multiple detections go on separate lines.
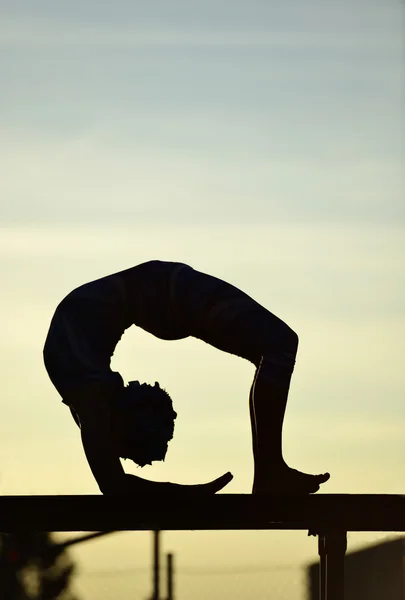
177, 269, 296, 365
201, 303, 295, 365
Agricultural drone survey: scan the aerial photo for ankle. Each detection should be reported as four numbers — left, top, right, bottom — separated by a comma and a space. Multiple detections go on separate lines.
255, 459, 288, 478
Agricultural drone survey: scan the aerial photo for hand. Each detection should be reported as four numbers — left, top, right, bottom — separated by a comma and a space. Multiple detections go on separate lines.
120, 471, 233, 496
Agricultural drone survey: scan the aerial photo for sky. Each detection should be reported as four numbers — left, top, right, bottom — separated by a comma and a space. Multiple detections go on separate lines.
1, 1, 404, 599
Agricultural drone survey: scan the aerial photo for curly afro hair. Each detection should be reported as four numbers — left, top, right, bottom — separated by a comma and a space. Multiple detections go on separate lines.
117, 380, 177, 467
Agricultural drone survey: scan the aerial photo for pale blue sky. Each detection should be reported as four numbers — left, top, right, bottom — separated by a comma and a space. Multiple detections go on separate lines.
1, 1, 404, 599
1, 0, 403, 226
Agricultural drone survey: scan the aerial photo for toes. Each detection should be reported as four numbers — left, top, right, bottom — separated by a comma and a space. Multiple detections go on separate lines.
207, 471, 234, 493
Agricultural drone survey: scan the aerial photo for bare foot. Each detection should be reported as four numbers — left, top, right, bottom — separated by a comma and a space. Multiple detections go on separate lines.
176, 471, 234, 495
122, 471, 234, 496
253, 467, 330, 495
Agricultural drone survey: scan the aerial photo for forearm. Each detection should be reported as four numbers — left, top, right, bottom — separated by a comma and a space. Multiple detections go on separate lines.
80, 426, 127, 494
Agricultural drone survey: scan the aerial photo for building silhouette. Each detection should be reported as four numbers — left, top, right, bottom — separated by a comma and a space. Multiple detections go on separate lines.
307, 537, 405, 600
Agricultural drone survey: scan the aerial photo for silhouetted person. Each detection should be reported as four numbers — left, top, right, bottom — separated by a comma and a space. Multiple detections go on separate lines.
44, 261, 330, 495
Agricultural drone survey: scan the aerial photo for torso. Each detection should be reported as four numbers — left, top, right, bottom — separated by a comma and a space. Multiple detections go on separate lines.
117, 261, 192, 341
44, 260, 259, 400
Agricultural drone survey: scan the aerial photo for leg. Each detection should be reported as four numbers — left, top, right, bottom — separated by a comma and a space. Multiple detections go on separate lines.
251, 332, 329, 494
250, 354, 293, 478
178, 269, 330, 494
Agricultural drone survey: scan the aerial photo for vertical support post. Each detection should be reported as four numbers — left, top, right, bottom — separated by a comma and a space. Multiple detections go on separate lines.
166, 552, 174, 600
318, 531, 347, 600
318, 535, 327, 600
153, 530, 160, 600
325, 531, 347, 600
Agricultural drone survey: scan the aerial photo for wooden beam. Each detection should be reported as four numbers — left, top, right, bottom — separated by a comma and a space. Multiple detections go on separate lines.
0, 494, 403, 533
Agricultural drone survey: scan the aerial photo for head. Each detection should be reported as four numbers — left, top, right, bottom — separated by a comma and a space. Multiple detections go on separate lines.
112, 380, 177, 467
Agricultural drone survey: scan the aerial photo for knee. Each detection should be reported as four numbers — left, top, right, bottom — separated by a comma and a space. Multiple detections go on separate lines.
285, 326, 299, 356
269, 322, 298, 358
258, 325, 298, 374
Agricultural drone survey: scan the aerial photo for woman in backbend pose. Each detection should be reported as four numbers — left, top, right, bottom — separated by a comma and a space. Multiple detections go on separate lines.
44, 260, 330, 496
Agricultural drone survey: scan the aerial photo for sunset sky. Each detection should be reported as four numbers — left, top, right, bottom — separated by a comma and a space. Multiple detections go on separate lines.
1, 1, 404, 598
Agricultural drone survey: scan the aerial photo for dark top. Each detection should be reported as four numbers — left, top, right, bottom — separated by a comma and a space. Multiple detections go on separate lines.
43, 260, 255, 400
